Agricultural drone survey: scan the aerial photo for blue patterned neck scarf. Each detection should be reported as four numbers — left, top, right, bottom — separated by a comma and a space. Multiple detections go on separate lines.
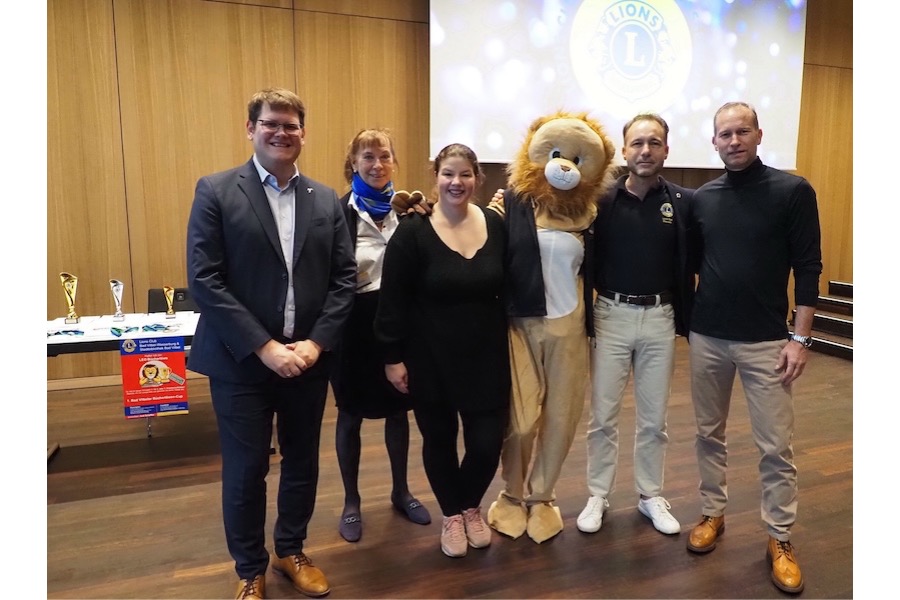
351, 173, 394, 221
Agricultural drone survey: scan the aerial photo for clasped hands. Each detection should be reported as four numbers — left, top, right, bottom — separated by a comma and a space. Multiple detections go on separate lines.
256, 338, 321, 379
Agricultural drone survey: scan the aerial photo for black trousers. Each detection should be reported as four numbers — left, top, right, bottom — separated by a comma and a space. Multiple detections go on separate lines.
210, 367, 328, 579
413, 402, 508, 517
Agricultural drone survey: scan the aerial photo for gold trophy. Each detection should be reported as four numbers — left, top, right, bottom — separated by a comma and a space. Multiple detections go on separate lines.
109, 279, 125, 321
163, 285, 176, 318
59, 272, 80, 324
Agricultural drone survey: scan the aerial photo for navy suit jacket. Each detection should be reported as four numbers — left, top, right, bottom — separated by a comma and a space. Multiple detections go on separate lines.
186, 159, 357, 383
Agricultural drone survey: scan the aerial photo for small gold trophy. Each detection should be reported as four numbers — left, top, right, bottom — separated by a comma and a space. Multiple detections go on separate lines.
60, 272, 80, 324
110, 279, 125, 321
163, 285, 176, 319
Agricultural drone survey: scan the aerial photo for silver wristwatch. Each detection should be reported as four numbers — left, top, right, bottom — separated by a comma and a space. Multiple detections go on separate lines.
788, 333, 813, 348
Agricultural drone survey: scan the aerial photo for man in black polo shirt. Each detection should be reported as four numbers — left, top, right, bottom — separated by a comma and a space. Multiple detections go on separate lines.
576, 113, 694, 537
685, 102, 822, 595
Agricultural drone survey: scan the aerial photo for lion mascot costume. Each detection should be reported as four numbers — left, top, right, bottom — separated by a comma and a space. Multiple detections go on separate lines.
487, 111, 616, 543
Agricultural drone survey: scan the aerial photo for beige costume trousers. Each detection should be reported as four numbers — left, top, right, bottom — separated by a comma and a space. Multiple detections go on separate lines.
499, 305, 589, 504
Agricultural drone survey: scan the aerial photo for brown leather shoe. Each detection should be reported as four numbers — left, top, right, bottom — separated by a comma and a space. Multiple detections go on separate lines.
235, 574, 265, 599
767, 536, 804, 593
272, 553, 330, 597
687, 515, 725, 553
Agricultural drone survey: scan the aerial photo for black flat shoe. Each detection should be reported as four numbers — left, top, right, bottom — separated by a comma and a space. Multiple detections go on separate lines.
392, 497, 431, 525
339, 513, 362, 542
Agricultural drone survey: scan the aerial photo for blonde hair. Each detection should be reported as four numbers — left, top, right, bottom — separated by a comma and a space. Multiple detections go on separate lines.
343, 128, 398, 183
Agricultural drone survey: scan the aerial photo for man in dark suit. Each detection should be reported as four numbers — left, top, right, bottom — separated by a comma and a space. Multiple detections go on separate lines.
576, 113, 695, 538
187, 88, 356, 600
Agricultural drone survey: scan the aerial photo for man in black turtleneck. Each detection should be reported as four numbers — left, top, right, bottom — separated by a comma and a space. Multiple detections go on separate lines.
685, 102, 822, 595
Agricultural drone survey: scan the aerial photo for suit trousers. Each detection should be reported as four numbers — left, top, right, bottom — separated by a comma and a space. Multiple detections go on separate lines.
586, 296, 675, 499
210, 369, 329, 579
688, 332, 798, 540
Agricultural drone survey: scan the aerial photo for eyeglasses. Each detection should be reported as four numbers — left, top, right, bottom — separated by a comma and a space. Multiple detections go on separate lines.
256, 120, 303, 134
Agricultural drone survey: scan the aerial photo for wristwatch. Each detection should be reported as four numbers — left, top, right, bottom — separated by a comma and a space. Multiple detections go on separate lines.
788, 333, 813, 348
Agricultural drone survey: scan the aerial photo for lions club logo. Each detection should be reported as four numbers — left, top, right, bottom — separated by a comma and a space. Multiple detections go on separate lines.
660, 201, 674, 224
569, 0, 692, 117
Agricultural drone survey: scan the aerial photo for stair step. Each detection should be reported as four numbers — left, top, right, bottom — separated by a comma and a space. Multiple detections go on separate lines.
817, 295, 853, 316
810, 333, 853, 361
828, 280, 853, 299
792, 309, 853, 338
814, 313, 852, 338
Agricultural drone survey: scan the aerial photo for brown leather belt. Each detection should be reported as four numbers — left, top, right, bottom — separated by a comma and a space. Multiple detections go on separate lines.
599, 289, 673, 306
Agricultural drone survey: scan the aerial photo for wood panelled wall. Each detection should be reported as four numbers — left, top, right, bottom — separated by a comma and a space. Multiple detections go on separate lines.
47, 0, 851, 380
47, 0, 430, 379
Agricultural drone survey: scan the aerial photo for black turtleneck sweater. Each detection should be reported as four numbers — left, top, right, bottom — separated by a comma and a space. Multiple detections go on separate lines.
689, 158, 822, 342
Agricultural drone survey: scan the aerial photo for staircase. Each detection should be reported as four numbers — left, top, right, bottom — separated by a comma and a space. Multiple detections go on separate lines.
791, 280, 852, 360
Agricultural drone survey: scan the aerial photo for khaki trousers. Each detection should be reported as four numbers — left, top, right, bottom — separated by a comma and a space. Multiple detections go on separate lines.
689, 331, 798, 540
586, 296, 676, 499
500, 307, 589, 504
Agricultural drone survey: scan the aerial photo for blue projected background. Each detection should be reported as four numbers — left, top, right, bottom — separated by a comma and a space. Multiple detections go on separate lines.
430, 0, 808, 168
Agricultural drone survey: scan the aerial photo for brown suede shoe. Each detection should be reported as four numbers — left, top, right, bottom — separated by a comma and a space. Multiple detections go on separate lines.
767, 536, 804, 593
272, 553, 330, 597
235, 574, 265, 600
686, 515, 725, 553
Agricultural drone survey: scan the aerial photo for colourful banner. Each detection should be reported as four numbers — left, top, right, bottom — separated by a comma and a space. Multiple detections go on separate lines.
120, 336, 188, 419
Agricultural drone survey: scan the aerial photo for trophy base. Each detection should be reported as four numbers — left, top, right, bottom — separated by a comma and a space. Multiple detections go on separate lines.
113, 314, 126, 322
165, 313, 177, 319
64, 316, 81, 324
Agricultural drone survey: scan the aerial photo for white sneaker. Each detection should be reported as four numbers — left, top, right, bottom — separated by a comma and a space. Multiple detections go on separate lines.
637, 496, 681, 534
576, 496, 609, 533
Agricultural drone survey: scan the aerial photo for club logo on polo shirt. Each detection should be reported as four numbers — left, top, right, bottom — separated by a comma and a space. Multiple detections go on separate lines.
569, 0, 692, 118
660, 201, 674, 224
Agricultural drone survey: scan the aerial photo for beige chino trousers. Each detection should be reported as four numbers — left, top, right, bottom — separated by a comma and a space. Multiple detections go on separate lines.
586, 296, 676, 499
689, 331, 798, 540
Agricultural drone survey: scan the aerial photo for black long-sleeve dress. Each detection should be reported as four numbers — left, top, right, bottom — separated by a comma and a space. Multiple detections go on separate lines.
374, 207, 510, 413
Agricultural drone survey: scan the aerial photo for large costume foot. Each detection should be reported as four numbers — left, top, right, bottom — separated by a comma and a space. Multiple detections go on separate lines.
487, 492, 527, 539
526, 502, 563, 543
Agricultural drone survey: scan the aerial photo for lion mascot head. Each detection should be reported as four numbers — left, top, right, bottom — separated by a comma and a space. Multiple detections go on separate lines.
507, 110, 616, 227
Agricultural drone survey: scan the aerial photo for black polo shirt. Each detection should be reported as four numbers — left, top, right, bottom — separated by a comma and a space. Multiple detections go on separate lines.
594, 178, 677, 296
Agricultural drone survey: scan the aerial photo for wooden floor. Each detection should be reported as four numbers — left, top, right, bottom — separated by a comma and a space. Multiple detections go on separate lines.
47, 338, 853, 599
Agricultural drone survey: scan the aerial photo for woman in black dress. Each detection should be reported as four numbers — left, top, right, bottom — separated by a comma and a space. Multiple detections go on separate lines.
375, 143, 511, 558
330, 128, 431, 543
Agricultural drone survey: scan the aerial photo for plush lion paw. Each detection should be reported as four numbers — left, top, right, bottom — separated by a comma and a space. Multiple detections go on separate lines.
526, 502, 563, 543
487, 188, 506, 217
391, 190, 432, 216
487, 492, 527, 539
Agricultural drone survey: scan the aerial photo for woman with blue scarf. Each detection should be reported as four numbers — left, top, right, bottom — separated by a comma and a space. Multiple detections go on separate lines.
329, 128, 432, 542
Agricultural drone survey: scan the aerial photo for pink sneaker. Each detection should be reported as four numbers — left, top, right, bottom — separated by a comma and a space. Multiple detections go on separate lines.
441, 514, 467, 557
462, 507, 491, 548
